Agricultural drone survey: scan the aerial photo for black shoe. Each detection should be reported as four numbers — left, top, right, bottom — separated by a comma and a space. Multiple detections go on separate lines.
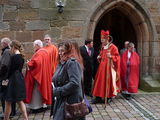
107, 98, 112, 104
31, 107, 47, 113
126, 94, 131, 100
92, 97, 103, 104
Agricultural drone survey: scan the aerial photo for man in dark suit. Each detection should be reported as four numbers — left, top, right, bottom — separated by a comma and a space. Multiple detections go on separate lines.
0, 37, 16, 118
80, 39, 94, 97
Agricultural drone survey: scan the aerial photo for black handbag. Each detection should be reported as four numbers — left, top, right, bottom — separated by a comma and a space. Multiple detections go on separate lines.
64, 64, 89, 120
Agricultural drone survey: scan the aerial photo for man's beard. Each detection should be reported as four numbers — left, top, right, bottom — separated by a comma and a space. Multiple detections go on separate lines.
44, 43, 50, 46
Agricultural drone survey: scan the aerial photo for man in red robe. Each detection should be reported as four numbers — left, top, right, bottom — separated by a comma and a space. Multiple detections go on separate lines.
43, 34, 58, 76
24, 40, 52, 112
120, 42, 139, 100
92, 30, 120, 104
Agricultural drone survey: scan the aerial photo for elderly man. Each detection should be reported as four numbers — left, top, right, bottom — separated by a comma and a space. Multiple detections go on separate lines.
24, 40, 52, 113
92, 30, 120, 104
120, 42, 139, 100
43, 34, 58, 76
0, 38, 16, 118
120, 41, 129, 57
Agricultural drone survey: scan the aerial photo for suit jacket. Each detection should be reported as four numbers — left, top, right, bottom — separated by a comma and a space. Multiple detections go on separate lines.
80, 46, 94, 73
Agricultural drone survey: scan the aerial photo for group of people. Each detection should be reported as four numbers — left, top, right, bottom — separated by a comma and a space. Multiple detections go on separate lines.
0, 29, 139, 120
0, 35, 58, 120
80, 30, 139, 105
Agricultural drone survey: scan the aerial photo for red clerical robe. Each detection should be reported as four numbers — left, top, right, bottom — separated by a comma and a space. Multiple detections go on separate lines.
120, 50, 139, 93
24, 48, 52, 105
44, 43, 58, 76
92, 43, 120, 98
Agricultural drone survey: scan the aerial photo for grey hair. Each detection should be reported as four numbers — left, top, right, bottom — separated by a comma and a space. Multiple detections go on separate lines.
128, 42, 134, 47
44, 34, 51, 40
1, 37, 11, 44
33, 40, 43, 47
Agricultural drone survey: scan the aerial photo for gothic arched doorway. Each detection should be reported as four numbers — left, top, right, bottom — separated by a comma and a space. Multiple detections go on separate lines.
93, 9, 137, 52
85, 0, 158, 91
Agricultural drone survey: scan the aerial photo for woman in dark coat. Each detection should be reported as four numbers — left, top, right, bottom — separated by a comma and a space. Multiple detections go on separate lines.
52, 41, 85, 120
4, 40, 28, 120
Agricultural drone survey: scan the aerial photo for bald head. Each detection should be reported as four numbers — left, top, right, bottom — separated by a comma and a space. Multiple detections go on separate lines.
124, 41, 129, 49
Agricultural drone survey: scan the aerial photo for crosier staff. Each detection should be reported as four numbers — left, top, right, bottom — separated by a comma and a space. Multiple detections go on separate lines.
104, 35, 113, 108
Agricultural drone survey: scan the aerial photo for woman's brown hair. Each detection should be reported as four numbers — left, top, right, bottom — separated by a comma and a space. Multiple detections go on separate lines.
9, 40, 25, 59
58, 40, 84, 70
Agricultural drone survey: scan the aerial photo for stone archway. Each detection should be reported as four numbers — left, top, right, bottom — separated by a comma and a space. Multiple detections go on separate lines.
85, 0, 159, 91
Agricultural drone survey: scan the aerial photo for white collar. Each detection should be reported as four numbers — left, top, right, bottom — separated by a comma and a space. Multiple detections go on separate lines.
104, 43, 110, 49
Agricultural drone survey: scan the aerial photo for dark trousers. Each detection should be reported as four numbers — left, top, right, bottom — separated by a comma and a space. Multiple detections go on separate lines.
1, 92, 16, 115
84, 71, 92, 95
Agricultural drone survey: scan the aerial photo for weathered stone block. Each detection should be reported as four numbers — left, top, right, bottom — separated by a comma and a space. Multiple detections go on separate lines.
68, 21, 84, 27
30, 0, 39, 8
46, 27, 61, 40
39, 0, 49, 8
32, 31, 45, 41
17, 9, 38, 20
18, 0, 31, 9
40, 9, 88, 21
16, 31, 32, 42
0, 0, 9, 4
3, 5, 17, 11
152, 16, 160, 25
51, 20, 68, 27
142, 42, 149, 57
0, 31, 15, 40
0, 22, 9, 30
0, 6, 2, 21
62, 26, 82, 39
39, 9, 55, 20
3, 11, 17, 21
26, 20, 50, 30
142, 57, 149, 75
9, 21, 25, 31
22, 42, 34, 54
151, 42, 160, 56
57, 10, 88, 21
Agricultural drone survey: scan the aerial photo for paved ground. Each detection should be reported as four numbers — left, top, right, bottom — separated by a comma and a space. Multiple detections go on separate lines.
0, 92, 160, 120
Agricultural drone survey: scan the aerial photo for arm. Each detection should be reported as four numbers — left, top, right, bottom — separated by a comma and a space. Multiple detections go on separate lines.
0, 51, 11, 76
53, 60, 81, 98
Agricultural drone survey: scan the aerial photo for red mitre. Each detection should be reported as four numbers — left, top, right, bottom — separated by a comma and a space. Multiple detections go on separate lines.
101, 30, 110, 40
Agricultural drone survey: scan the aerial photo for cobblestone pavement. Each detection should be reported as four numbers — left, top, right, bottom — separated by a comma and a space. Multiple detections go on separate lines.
0, 92, 160, 120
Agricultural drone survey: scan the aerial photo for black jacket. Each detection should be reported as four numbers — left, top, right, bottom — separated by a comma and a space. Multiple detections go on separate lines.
80, 46, 94, 73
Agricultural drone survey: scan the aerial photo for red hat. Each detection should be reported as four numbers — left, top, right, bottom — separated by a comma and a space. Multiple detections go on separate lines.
101, 30, 110, 40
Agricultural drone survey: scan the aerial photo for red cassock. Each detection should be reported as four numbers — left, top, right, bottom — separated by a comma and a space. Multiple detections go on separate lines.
44, 43, 58, 76
24, 48, 52, 105
120, 50, 139, 93
92, 43, 120, 98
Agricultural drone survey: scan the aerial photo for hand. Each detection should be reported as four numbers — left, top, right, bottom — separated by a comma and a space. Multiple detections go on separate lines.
97, 56, 101, 60
2, 79, 9, 86
107, 53, 111, 58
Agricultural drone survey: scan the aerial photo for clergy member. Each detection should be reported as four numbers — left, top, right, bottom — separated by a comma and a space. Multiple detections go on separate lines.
43, 34, 58, 76
24, 40, 52, 112
92, 30, 120, 104
120, 42, 139, 100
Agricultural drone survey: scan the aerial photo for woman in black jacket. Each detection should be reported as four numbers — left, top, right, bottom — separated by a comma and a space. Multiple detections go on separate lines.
52, 41, 85, 120
4, 40, 28, 120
